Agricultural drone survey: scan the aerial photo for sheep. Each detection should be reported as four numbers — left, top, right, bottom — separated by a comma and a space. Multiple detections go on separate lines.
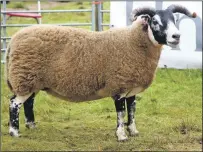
6, 4, 196, 141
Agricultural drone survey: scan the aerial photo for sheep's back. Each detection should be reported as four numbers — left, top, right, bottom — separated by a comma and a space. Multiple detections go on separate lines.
7, 25, 103, 97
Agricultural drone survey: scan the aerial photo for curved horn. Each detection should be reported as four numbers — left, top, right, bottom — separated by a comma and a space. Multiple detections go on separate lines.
130, 7, 156, 22
167, 5, 197, 18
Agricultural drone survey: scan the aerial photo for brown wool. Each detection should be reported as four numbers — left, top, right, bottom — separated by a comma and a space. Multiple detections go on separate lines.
6, 19, 163, 102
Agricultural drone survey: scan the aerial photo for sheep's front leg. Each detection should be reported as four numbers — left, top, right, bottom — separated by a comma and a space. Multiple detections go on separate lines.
126, 96, 139, 136
23, 93, 36, 129
113, 95, 128, 141
9, 93, 33, 137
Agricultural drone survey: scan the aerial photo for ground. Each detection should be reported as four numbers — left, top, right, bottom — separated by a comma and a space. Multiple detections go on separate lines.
1, 1, 202, 151
1, 66, 202, 151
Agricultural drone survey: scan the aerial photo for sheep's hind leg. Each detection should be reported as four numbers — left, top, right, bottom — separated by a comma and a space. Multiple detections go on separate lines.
113, 95, 128, 141
23, 93, 36, 129
9, 93, 33, 137
126, 96, 139, 136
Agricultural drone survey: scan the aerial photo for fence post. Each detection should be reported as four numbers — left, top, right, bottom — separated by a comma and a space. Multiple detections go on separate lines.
97, 1, 102, 31
94, 1, 99, 31
91, 2, 96, 31
37, 0, 42, 24
2, 0, 7, 63
126, 1, 133, 26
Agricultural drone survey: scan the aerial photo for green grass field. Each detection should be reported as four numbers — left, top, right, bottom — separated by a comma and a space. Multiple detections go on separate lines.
1, 1, 202, 151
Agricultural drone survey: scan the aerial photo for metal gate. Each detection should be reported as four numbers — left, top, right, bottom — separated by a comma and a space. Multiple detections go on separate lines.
1, 0, 110, 63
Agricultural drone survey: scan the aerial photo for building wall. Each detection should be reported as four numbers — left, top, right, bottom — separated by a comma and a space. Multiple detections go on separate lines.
110, 1, 202, 69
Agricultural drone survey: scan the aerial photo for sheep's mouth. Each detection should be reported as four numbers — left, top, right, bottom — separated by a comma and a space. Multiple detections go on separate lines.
167, 40, 180, 47
167, 40, 180, 45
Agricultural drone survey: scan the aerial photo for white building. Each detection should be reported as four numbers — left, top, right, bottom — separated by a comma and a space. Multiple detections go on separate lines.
110, 1, 202, 69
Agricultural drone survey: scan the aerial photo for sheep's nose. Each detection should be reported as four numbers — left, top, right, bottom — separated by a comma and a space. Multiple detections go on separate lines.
172, 34, 180, 40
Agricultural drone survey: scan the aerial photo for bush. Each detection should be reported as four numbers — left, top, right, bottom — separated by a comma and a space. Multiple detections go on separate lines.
12, 2, 26, 9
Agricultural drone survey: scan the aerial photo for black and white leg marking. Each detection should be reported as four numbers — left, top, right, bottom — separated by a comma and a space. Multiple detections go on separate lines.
23, 93, 36, 129
9, 95, 20, 137
9, 93, 33, 137
113, 95, 128, 141
126, 96, 139, 136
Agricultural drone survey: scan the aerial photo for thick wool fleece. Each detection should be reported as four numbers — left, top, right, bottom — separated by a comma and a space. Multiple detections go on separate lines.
6, 19, 162, 101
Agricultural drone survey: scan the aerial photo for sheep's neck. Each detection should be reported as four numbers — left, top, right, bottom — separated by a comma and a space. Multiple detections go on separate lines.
128, 25, 163, 66
124, 25, 163, 88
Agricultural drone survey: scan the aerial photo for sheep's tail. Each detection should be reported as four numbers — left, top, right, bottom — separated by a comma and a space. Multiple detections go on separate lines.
5, 41, 13, 91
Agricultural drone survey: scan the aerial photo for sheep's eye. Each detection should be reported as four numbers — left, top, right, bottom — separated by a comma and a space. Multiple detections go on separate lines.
153, 20, 158, 25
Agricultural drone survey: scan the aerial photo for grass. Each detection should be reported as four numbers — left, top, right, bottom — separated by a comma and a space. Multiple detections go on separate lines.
1, 1, 202, 151
1, 66, 202, 151
11, 2, 28, 9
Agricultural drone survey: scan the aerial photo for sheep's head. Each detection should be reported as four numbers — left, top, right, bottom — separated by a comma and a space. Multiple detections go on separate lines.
130, 5, 197, 48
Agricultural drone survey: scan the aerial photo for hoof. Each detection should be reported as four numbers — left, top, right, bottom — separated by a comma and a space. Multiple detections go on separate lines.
9, 132, 21, 137
127, 123, 139, 137
9, 127, 20, 137
116, 127, 128, 142
25, 122, 36, 129
127, 128, 139, 137
117, 136, 128, 142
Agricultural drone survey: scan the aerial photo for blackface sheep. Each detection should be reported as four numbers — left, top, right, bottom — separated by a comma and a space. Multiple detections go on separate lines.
6, 5, 196, 141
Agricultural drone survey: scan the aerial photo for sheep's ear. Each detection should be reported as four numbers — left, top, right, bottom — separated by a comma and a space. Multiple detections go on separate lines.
130, 7, 156, 22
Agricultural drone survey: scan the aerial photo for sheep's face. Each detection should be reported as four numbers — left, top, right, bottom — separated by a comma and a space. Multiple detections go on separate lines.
131, 5, 197, 48
150, 10, 180, 48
